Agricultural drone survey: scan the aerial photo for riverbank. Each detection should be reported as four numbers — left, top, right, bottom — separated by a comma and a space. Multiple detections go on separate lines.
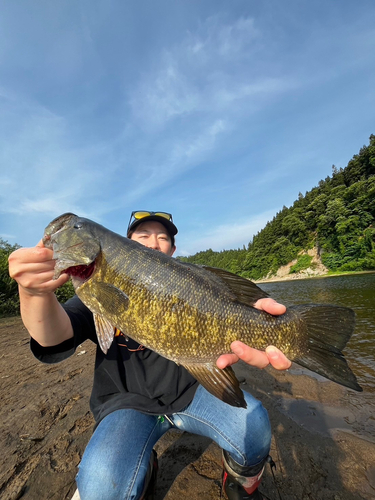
256, 266, 375, 284
257, 269, 375, 284
253, 246, 375, 284
1, 317, 374, 499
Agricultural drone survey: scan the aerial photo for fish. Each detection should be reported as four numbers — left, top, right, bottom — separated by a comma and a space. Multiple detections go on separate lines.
43, 213, 362, 408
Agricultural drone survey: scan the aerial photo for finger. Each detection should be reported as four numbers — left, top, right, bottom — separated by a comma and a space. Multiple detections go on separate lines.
31, 269, 69, 285
19, 271, 70, 294
35, 239, 45, 247
230, 341, 270, 369
21, 259, 57, 273
27, 244, 55, 263
9, 255, 56, 280
216, 353, 239, 369
44, 272, 70, 290
11, 245, 54, 265
265, 346, 292, 370
254, 298, 286, 315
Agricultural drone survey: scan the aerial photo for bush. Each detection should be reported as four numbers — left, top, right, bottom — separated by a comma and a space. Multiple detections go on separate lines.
321, 252, 343, 271
338, 260, 365, 272
0, 239, 21, 317
290, 254, 313, 274
0, 294, 20, 316
55, 280, 75, 303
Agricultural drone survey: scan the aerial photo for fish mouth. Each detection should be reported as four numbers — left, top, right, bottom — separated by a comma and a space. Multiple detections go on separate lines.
64, 260, 96, 284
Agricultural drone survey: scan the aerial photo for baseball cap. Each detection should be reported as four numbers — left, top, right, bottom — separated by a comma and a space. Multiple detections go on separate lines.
127, 211, 178, 244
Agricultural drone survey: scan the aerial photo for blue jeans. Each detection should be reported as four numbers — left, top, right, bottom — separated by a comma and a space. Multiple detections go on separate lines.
76, 385, 271, 499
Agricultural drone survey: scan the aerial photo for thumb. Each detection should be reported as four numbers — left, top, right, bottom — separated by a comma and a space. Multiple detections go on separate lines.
36, 239, 45, 248
34, 238, 54, 262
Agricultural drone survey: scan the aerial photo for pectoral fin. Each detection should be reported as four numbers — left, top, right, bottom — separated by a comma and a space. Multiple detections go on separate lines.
182, 362, 246, 408
94, 314, 116, 354
77, 281, 130, 354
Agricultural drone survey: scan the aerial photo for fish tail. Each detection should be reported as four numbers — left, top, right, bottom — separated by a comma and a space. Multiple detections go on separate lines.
290, 304, 362, 392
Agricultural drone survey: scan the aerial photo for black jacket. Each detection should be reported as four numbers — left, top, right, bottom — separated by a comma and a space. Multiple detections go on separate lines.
31, 295, 198, 423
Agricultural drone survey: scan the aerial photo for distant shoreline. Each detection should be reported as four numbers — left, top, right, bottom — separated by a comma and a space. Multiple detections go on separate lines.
255, 269, 375, 284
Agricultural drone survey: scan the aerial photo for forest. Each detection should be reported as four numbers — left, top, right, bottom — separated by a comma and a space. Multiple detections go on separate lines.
179, 134, 375, 280
1, 134, 374, 316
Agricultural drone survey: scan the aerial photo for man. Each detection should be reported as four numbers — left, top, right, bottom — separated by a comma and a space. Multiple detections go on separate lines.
9, 211, 290, 500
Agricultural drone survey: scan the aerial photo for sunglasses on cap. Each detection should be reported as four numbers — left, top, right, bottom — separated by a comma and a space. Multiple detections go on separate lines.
127, 211, 176, 235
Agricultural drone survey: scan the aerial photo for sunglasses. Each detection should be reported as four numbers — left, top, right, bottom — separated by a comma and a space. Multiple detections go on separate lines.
127, 211, 173, 232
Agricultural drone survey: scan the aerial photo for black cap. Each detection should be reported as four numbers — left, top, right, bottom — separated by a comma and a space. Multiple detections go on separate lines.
127, 212, 178, 244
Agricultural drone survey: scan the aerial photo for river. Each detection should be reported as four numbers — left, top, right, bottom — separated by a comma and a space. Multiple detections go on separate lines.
260, 272, 375, 392
259, 272, 375, 444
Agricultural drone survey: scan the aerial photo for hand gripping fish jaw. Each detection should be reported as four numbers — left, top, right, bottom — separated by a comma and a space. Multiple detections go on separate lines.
43, 213, 100, 281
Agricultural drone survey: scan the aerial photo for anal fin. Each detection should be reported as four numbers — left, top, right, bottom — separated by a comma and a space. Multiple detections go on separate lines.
77, 281, 130, 354
182, 362, 247, 408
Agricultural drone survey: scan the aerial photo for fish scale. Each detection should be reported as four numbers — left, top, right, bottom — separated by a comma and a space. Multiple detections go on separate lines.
43, 213, 362, 408
85, 244, 303, 361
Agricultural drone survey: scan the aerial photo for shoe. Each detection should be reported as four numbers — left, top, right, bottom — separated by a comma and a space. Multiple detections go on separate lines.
141, 449, 158, 500
222, 450, 270, 500
223, 469, 269, 499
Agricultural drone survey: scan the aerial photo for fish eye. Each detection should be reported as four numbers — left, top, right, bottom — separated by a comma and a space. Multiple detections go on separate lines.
74, 222, 83, 230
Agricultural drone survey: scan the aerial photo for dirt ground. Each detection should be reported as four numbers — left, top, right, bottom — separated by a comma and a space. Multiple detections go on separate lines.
1, 316, 374, 500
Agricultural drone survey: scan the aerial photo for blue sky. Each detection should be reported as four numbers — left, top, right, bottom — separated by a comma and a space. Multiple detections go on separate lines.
1, 0, 374, 256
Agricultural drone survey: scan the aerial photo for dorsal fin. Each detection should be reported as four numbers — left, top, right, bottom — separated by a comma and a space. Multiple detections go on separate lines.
202, 266, 269, 307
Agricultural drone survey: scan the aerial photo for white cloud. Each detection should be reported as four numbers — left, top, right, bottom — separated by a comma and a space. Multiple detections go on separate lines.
128, 14, 295, 132
214, 78, 298, 104
186, 15, 259, 61
130, 61, 199, 129
119, 13, 298, 213
0, 233, 16, 240
0, 96, 115, 221
2, 3, 374, 251
168, 119, 227, 164
110, 118, 229, 210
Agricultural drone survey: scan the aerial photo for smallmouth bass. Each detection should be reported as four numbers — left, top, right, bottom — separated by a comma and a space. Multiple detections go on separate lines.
43, 213, 362, 407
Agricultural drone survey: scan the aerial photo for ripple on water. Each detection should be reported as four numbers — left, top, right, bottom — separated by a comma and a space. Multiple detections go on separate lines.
260, 273, 375, 394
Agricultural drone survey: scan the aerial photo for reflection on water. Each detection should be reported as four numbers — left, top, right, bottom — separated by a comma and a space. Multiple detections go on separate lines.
259, 273, 375, 393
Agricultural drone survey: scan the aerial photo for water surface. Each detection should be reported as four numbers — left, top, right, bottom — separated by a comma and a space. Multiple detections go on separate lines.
259, 273, 375, 442
259, 273, 375, 393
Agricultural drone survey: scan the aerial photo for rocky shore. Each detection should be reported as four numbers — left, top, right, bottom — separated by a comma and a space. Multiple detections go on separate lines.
255, 247, 329, 283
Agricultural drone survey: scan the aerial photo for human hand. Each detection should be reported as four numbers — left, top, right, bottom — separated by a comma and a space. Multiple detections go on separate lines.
8, 240, 69, 297
216, 298, 291, 371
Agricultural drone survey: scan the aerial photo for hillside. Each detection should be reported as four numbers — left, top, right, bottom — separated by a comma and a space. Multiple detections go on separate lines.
179, 134, 375, 280
257, 246, 328, 282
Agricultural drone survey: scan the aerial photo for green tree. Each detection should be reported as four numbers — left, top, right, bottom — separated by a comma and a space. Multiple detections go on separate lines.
181, 135, 375, 278
0, 239, 21, 316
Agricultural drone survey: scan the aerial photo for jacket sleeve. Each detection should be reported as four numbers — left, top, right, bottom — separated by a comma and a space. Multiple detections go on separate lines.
30, 295, 97, 364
